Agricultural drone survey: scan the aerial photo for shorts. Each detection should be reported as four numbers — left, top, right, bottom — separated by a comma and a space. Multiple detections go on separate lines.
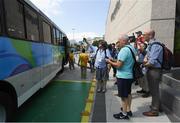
117, 78, 133, 98
96, 67, 108, 81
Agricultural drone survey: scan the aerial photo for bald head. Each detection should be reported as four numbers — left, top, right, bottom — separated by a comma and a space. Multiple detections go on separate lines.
149, 29, 155, 38
118, 34, 129, 48
119, 34, 129, 42
144, 29, 155, 42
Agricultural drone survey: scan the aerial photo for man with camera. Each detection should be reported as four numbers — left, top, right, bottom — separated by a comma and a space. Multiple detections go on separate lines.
85, 39, 112, 93
94, 41, 112, 93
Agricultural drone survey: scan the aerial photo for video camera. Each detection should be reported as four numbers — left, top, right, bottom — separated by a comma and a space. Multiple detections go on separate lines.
128, 36, 136, 43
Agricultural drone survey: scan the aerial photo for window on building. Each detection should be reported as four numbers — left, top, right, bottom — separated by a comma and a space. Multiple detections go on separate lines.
4, 0, 25, 38
53, 28, 57, 45
56, 29, 60, 44
43, 21, 51, 43
25, 6, 39, 41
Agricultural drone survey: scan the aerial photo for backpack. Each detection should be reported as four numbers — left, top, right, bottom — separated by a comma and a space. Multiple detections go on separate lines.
126, 46, 144, 80
94, 48, 107, 59
150, 42, 174, 70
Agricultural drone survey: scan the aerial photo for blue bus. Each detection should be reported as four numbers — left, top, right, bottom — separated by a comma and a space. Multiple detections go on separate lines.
0, 0, 69, 121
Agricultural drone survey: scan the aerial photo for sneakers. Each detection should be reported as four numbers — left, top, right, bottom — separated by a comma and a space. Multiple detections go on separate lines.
136, 89, 146, 94
102, 89, 106, 93
113, 112, 129, 120
97, 89, 101, 93
120, 107, 133, 117
97, 89, 106, 93
127, 111, 133, 117
135, 81, 138, 85
142, 92, 150, 98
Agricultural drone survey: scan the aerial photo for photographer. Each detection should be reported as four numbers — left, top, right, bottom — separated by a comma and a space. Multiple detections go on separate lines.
84, 38, 112, 93
94, 41, 112, 93
85, 40, 111, 93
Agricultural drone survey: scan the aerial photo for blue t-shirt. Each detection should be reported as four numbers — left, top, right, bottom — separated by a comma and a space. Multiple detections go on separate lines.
116, 45, 136, 79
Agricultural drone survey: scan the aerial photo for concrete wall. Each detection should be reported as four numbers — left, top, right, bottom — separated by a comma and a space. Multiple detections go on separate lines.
105, 0, 176, 52
150, 0, 176, 52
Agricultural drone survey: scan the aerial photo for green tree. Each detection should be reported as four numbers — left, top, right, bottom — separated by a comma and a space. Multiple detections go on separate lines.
92, 40, 100, 47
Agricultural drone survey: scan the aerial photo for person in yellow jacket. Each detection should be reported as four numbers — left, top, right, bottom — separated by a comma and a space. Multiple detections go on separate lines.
68, 50, 75, 70
78, 48, 89, 79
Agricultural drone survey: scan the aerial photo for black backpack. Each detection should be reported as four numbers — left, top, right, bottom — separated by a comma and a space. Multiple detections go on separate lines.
126, 46, 144, 80
149, 42, 174, 70
94, 48, 107, 59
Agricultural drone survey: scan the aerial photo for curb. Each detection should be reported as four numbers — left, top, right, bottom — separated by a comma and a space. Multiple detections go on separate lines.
81, 77, 96, 122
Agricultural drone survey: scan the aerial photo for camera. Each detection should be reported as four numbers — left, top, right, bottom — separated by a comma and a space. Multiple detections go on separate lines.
129, 36, 136, 42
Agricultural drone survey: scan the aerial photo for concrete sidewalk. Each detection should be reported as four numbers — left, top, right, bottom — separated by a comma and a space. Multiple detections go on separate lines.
55, 60, 171, 122
105, 71, 171, 122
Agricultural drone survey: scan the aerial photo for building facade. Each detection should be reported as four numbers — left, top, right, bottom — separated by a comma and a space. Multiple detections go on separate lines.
105, 0, 180, 66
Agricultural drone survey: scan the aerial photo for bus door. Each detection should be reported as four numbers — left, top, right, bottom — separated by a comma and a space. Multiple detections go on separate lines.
41, 21, 54, 88
63, 36, 69, 64
23, 5, 42, 90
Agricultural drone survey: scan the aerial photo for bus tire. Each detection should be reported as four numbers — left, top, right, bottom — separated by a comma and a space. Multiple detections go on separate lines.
0, 92, 16, 122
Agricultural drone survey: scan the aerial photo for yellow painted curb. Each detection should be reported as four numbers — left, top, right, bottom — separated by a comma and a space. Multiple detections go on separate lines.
86, 99, 94, 103
92, 77, 96, 82
88, 93, 94, 100
89, 87, 95, 92
91, 82, 96, 87
81, 116, 89, 122
81, 110, 90, 122
81, 79, 96, 123
84, 102, 92, 113
81, 111, 90, 116
81, 77, 96, 123
89, 91, 94, 93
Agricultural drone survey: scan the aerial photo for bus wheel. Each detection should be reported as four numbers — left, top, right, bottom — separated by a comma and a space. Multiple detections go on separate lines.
0, 92, 16, 122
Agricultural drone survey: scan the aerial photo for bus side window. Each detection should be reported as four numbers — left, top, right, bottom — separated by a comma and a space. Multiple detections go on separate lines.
24, 6, 39, 41
59, 31, 63, 46
0, 13, 2, 35
0, 0, 2, 35
53, 28, 57, 45
42, 21, 51, 43
4, 0, 25, 38
56, 29, 60, 45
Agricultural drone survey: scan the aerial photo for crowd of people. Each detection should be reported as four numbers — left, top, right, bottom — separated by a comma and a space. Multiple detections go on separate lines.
68, 29, 164, 120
